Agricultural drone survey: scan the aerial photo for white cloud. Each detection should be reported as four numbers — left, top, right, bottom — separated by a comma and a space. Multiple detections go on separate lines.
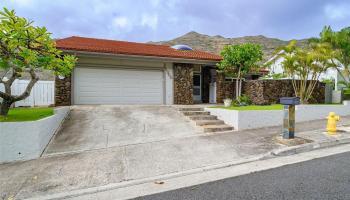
324, 4, 350, 20
141, 14, 158, 29
113, 16, 129, 28
3, 0, 350, 42
11, 0, 32, 6
150, 0, 160, 7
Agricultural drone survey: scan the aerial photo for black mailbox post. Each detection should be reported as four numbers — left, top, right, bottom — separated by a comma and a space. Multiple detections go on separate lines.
280, 97, 300, 139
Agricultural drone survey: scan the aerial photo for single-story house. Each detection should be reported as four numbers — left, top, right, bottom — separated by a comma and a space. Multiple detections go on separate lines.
55, 36, 227, 105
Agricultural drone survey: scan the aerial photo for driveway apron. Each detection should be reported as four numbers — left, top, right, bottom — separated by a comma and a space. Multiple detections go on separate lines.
45, 105, 197, 155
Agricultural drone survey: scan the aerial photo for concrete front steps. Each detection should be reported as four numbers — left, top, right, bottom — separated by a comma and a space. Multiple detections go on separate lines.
178, 107, 234, 133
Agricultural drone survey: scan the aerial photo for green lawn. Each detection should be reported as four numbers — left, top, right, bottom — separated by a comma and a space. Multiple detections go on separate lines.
213, 104, 284, 111
0, 107, 54, 122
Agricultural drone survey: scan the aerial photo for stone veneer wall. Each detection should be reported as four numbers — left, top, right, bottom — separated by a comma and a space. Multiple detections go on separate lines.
174, 63, 194, 104
55, 76, 71, 106
216, 79, 325, 104
216, 72, 225, 103
216, 72, 237, 103
243, 79, 325, 105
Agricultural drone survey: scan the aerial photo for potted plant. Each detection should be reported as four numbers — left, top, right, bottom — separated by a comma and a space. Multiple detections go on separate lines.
223, 98, 232, 107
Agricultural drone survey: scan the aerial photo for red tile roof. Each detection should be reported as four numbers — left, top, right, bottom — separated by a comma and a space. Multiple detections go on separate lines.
56, 36, 222, 61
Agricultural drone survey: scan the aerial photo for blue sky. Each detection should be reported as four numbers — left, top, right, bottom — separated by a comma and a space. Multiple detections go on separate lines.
2, 0, 350, 42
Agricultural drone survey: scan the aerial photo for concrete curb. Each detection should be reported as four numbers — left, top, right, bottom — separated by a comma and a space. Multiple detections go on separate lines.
271, 137, 350, 156
26, 155, 269, 200
26, 132, 350, 200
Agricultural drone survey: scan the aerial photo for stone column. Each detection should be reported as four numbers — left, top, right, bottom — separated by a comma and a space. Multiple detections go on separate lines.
55, 76, 71, 106
174, 63, 194, 105
216, 72, 225, 103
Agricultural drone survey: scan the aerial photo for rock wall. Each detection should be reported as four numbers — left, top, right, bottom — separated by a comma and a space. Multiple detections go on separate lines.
55, 76, 71, 106
216, 72, 237, 103
174, 63, 194, 104
216, 72, 225, 103
243, 80, 325, 105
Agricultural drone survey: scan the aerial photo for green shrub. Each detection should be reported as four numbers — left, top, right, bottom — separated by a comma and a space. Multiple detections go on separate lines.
261, 73, 287, 80
321, 78, 335, 90
233, 95, 252, 106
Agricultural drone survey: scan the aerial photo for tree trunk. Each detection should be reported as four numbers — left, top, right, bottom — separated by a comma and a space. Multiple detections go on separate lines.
236, 79, 239, 99
239, 78, 242, 97
236, 66, 242, 99
0, 99, 13, 116
0, 68, 38, 116
13, 69, 39, 102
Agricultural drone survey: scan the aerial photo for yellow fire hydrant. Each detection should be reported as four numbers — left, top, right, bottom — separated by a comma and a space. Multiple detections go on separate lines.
327, 112, 340, 135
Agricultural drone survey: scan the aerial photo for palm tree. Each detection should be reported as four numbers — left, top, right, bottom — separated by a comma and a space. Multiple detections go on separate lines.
268, 40, 337, 103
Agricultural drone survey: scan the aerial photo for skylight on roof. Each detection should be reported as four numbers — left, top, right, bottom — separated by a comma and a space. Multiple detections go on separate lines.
171, 44, 193, 51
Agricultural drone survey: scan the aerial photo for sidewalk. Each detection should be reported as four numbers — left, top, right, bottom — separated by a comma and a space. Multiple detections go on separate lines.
1, 117, 350, 200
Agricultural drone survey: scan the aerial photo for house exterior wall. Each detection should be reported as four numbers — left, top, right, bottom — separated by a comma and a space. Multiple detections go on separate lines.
173, 63, 194, 104
164, 63, 174, 105
55, 76, 71, 106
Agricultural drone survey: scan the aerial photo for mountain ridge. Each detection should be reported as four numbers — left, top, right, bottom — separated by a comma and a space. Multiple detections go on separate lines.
150, 31, 308, 61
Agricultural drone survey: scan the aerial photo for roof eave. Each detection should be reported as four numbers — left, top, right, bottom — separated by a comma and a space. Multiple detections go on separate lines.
60, 49, 221, 65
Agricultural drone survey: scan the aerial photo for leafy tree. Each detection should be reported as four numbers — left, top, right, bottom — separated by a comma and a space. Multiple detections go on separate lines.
269, 40, 337, 103
261, 73, 287, 80
313, 26, 350, 85
217, 43, 263, 99
0, 8, 76, 116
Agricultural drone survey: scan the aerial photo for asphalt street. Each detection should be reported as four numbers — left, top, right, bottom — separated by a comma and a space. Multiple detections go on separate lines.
135, 151, 350, 200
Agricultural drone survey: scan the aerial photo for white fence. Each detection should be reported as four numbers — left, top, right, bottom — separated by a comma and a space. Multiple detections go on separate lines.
0, 80, 54, 107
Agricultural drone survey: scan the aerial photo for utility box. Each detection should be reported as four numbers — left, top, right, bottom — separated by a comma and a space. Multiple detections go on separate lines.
324, 84, 333, 104
280, 97, 300, 105
280, 97, 300, 139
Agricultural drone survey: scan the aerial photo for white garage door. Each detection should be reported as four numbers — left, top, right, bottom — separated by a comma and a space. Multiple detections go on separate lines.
73, 67, 164, 104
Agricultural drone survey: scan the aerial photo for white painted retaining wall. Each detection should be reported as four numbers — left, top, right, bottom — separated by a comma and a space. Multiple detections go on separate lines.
0, 107, 70, 163
206, 101, 350, 131
0, 80, 54, 107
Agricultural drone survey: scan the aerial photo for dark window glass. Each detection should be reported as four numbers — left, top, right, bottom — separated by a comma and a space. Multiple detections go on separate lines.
193, 75, 200, 86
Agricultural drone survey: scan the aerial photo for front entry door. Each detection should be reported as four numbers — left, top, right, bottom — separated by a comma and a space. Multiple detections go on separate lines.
193, 73, 201, 102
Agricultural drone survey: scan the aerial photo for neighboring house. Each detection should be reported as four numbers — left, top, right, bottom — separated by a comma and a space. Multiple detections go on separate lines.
265, 53, 344, 90
55, 36, 224, 105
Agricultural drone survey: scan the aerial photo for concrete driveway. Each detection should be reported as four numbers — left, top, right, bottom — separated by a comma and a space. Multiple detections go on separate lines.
3, 115, 350, 199
45, 105, 197, 155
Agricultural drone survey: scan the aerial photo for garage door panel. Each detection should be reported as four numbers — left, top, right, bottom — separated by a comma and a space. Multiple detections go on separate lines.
74, 67, 164, 105
79, 83, 122, 89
